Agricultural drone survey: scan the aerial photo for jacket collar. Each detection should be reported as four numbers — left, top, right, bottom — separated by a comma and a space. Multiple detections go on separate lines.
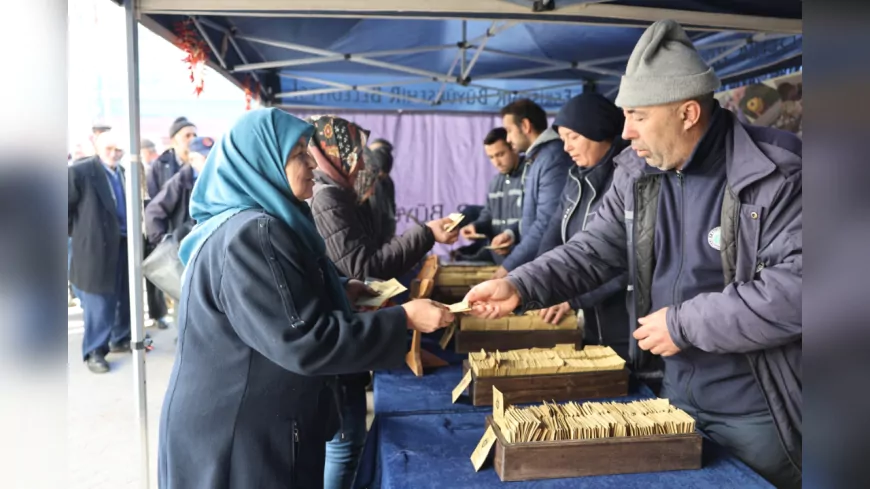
89, 157, 122, 213
570, 138, 627, 192
724, 110, 778, 195
525, 127, 561, 159
629, 110, 778, 194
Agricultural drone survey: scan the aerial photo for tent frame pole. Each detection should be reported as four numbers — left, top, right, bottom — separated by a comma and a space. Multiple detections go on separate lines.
123, 1, 150, 488
237, 35, 455, 81
461, 21, 498, 80
460, 20, 467, 76
433, 49, 463, 105
191, 16, 227, 69
232, 44, 455, 72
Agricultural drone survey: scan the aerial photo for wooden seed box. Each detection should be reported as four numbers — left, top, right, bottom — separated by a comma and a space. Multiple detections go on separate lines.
486, 416, 703, 482
432, 263, 498, 302
455, 328, 583, 353
463, 361, 629, 406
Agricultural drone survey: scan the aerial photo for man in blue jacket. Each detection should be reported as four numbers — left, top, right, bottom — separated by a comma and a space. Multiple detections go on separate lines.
490, 99, 573, 278
467, 20, 801, 488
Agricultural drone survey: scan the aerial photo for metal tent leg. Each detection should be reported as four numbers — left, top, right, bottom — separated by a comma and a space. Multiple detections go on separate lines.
123, 0, 151, 487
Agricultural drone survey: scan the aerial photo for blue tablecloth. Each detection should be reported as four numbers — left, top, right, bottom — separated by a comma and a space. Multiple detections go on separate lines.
369, 411, 772, 489
373, 363, 656, 416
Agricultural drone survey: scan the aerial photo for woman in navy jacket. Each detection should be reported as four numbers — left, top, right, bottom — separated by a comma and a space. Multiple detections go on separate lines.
536, 93, 631, 360
157, 108, 453, 489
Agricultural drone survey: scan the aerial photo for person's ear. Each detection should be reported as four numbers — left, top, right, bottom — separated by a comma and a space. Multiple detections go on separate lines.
521, 118, 532, 135
680, 100, 703, 130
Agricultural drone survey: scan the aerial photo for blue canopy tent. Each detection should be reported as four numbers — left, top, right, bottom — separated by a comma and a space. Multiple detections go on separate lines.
110, 1, 801, 487
134, 0, 802, 113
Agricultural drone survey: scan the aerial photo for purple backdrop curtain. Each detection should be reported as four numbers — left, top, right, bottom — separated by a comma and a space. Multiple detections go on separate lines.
290, 110, 505, 256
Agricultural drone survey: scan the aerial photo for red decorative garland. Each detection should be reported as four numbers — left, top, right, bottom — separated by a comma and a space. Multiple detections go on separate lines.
173, 20, 209, 96
244, 75, 262, 110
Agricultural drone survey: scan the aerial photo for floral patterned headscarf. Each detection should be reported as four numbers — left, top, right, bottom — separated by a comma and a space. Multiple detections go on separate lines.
307, 115, 379, 203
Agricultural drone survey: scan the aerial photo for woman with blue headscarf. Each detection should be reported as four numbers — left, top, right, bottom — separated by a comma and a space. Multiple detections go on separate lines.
157, 109, 453, 489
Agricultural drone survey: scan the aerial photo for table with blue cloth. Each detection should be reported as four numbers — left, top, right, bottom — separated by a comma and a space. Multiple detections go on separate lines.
357, 357, 772, 489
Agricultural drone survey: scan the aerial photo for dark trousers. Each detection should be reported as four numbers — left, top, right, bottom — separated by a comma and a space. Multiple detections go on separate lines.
662, 385, 802, 488
74, 239, 131, 360
144, 241, 168, 320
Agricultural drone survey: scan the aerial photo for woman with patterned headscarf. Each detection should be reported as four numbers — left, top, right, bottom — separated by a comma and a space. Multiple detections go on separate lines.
157, 109, 454, 489
306, 115, 459, 489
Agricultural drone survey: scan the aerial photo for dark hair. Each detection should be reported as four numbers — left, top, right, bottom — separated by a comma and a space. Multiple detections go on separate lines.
500, 99, 548, 134
370, 138, 393, 152
483, 127, 508, 146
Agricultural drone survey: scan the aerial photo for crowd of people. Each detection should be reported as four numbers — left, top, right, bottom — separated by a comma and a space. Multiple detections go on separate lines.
67, 19, 801, 489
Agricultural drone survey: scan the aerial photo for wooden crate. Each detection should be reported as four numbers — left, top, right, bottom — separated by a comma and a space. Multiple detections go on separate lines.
459, 312, 577, 331
455, 329, 583, 353
432, 263, 498, 302
486, 416, 703, 481
467, 365, 629, 406
434, 263, 499, 287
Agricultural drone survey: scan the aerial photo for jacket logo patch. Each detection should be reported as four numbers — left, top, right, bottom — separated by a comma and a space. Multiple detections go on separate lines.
707, 226, 721, 250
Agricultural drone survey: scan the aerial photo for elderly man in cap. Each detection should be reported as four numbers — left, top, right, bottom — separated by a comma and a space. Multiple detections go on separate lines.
68, 130, 133, 373
466, 19, 801, 488
146, 117, 197, 199
143, 117, 196, 328
145, 136, 213, 246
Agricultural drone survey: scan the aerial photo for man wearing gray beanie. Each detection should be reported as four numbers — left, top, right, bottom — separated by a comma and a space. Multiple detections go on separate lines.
466, 19, 802, 488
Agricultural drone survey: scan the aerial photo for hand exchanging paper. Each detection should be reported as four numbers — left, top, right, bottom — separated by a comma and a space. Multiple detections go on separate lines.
464, 279, 521, 319
489, 231, 514, 256
426, 217, 460, 244
344, 279, 378, 307
401, 299, 455, 333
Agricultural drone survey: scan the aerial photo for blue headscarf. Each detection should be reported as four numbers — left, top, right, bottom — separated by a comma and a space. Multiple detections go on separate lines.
179, 108, 351, 313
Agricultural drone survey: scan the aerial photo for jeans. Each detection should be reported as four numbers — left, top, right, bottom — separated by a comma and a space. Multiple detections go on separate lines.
323, 381, 367, 489
74, 240, 131, 360
662, 385, 802, 488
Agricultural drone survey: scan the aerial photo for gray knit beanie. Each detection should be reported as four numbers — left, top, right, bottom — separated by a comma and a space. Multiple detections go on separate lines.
615, 20, 721, 108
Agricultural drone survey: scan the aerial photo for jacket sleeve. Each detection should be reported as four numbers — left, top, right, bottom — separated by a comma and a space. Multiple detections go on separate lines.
145, 163, 160, 200
312, 186, 435, 280
144, 179, 180, 245
472, 206, 494, 237
507, 165, 631, 310
568, 272, 628, 310
219, 216, 408, 376
471, 177, 495, 237
668, 171, 802, 354
502, 152, 571, 271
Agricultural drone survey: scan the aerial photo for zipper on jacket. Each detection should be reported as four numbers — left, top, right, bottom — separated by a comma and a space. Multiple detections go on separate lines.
581, 177, 598, 230
291, 419, 300, 484
672, 171, 686, 307
562, 172, 583, 243
595, 307, 605, 347
290, 419, 299, 473
673, 170, 698, 408
755, 261, 766, 275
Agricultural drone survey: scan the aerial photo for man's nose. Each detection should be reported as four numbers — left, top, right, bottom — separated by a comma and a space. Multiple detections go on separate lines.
622, 121, 637, 140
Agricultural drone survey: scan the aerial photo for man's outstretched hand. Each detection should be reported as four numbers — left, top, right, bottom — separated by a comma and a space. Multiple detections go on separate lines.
465, 279, 521, 319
